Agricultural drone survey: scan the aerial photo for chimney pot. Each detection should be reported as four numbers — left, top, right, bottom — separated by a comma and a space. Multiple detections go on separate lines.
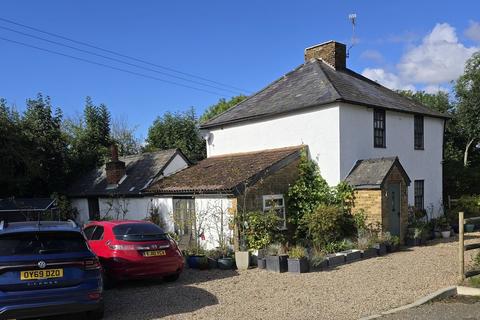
110, 144, 119, 162
304, 41, 347, 69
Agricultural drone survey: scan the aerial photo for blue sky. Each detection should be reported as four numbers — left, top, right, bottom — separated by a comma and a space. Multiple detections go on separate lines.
1, 1, 479, 138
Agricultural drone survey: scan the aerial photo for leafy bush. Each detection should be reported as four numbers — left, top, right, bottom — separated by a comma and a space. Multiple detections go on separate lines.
244, 210, 283, 250
300, 204, 345, 250
288, 246, 307, 259
451, 195, 480, 218
266, 243, 286, 256
309, 248, 326, 268
206, 248, 223, 260
324, 239, 354, 254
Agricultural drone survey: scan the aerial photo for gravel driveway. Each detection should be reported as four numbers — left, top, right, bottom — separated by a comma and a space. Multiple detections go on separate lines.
103, 234, 480, 320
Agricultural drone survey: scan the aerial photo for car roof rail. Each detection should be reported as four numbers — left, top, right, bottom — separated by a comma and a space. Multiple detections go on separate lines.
0, 220, 6, 230
67, 219, 77, 228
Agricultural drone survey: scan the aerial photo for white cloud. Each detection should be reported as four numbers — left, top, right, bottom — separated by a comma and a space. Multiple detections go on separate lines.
422, 85, 450, 94
362, 68, 415, 91
465, 20, 480, 42
361, 23, 479, 91
360, 50, 384, 64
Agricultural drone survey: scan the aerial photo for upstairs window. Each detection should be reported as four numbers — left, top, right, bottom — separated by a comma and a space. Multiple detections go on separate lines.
263, 195, 286, 230
374, 109, 386, 148
414, 115, 424, 150
414, 180, 424, 210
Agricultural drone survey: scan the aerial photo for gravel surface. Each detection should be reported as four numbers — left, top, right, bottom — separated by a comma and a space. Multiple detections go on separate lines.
102, 234, 480, 320
379, 296, 480, 319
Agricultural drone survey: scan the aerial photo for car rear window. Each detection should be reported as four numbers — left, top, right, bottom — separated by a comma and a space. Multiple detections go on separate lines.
113, 223, 168, 241
0, 231, 89, 256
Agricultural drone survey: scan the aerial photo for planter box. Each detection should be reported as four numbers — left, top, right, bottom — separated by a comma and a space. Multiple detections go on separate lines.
257, 257, 266, 269
187, 255, 207, 269
374, 243, 387, 256
339, 249, 362, 263
466, 224, 475, 233
361, 248, 377, 259
386, 243, 399, 253
287, 257, 309, 273
266, 255, 288, 273
406, 238, 422, 246
218, 257, 234, 270
310, 258, 328, 270
235, 251, 250, 270
326, 253, 345, 267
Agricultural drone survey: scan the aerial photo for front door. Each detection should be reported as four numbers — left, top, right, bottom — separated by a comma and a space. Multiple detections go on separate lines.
387, 183, 401, 236
173, 198, 196, 249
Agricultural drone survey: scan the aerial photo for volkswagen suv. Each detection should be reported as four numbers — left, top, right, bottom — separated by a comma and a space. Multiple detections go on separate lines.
0, 220, 104, 319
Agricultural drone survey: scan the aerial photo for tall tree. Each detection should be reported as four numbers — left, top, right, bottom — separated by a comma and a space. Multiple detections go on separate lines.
21, 94, 68, 195
111, 116, 141, 156
455, 52, 480, 167
145, 107, 205, 162
200, 95, 247, 123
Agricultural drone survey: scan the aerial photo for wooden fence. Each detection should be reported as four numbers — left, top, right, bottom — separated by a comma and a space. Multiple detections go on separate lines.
458, 211, 480, 282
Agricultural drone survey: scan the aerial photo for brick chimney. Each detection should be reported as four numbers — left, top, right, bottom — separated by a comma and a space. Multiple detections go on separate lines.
304, 41, 347, 69
106, 144, 126, 185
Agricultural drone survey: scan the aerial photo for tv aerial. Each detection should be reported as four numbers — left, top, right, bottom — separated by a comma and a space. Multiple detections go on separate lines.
347, 13, 357, 58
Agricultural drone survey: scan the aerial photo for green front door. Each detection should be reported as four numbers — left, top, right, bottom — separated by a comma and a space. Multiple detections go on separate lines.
387, 183, 401, 236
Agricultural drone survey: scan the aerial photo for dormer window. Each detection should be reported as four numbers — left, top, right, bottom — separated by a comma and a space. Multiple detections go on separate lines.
374, 109, 386, 148
414, 115, 424, 150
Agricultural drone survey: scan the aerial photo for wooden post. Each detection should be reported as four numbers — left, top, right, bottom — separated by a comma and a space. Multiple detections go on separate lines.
459, 211, 465, 283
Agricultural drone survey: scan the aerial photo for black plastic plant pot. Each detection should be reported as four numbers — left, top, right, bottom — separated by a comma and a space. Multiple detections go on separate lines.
361, 248, 377, 259
266, 255, 288, 273
217, 257, 234, 270
207, 258, 218, 269
257, 257, 266, 269
375, 243, 387, 256
287, 257, 309, 273
339, 249, 362, 263
326, 254, 345, 267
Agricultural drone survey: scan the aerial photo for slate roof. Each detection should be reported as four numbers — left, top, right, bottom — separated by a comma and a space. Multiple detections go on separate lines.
147, 146, 304, 194
68, 149, 186, 197
344, 157, 410, 189
200, 59, 449, 129
0, 198, 56, 212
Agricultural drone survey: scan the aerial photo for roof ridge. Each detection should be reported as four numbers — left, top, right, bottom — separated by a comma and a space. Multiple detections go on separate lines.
207, 145, 304, 159
315, 60, 342, 99
200, 63, 308, 128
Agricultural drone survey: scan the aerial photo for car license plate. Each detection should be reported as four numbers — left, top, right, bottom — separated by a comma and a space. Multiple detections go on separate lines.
20, 268, 63, 280
143, 250, 166, 257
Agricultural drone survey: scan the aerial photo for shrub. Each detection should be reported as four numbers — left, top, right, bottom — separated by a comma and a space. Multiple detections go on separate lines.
309, 248, 326, 267
324, 239, 354, 254
266, 243, 286, 256
244, 210, 284, 250
300, 204, 345, 250
451, 195, 480, 218
288, 246, 307, 259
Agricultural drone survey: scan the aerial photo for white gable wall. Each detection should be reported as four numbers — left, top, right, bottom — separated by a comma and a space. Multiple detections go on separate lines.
205, 103, 341, 186
163, 153, 189, 176
339, 103, 444, 216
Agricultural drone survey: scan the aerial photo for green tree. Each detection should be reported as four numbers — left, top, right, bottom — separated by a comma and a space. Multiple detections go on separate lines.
21, 94, 68, 195
455, 52, 480, 167
111, 116, 141, 156
200, 95, 247, 123
145, 107, 205, 161
397, 90, 452, 114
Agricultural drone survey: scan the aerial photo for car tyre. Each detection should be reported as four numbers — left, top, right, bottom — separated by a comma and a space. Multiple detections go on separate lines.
164, 274, 180, 282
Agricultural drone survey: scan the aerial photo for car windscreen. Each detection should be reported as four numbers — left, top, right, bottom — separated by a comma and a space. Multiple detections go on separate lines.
0, 231, 89, 256
113, 223, 168, 241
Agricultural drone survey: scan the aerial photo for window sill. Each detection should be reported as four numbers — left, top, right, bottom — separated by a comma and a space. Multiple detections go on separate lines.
414, 147, 425, 151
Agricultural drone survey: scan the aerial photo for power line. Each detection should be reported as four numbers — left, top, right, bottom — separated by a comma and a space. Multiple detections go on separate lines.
0, 24, 242, 95
0, 17, 251, 94
0, 36, 228, 97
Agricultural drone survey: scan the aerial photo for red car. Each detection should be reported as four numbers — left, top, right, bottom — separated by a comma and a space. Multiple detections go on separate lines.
83, 220, 183, 285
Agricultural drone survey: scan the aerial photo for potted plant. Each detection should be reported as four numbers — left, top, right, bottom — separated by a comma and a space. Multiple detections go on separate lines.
185, 246, 208, 269
386, 235, 400, 252
309, 248, 328, 270
438, 216, 451, 238
287, 246, 309, 273
206, 249, 223, 269
357, 231, 377, 259
465, 223, 475, 233
265, 243, 288, 273
217, 248, 235, 270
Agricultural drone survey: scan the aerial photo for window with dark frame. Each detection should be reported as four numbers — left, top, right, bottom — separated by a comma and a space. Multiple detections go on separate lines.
414, 180, 424, 210
414, 115, 424, 150
374, 109, 386, 148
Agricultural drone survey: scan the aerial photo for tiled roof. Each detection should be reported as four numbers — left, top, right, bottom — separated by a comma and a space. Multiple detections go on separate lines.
68, 149, 184, 197
0, 198, 56, 212
345, 157, 410, 189
200, 59, 449, 129
147, 146, 304, 194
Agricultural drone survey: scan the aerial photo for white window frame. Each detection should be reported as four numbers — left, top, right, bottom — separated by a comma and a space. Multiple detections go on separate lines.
262, 194, 287, 230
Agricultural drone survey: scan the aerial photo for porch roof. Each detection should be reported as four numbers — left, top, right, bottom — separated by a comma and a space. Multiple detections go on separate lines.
147, 146, 304, 195
345, 157, 411, 189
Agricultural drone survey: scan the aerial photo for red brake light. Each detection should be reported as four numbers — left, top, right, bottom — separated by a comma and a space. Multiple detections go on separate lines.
84, 258, 101, 270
